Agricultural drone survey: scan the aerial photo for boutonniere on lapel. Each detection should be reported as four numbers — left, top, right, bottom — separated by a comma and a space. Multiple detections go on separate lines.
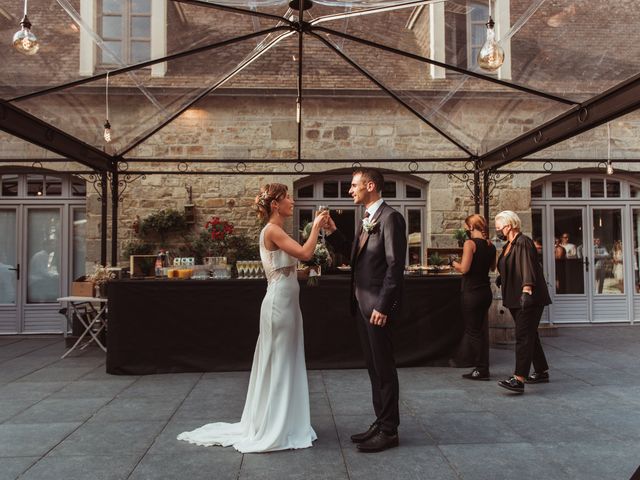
362, 217, 379, 234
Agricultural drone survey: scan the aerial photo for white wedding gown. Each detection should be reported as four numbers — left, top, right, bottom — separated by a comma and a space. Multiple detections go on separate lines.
177, 224, 317, 453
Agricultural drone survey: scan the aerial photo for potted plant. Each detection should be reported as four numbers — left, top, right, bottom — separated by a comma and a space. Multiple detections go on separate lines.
140, 209, 189, 245
427, 252, 445, 267
88, 263, 110, 298
453, 228, 467, 247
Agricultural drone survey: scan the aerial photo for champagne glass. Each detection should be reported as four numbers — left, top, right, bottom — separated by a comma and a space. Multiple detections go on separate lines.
237, 261, 245, 279
317, 205, 329, 242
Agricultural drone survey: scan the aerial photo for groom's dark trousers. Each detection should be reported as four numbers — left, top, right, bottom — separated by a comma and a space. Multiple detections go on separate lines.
356, 307, 400, 433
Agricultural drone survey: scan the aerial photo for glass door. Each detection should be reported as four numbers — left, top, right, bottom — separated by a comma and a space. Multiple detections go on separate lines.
20, 206, 65, 333
550, 207, 589, 322
589, 207, 629, 322
25, 207, 62, 304
632, 209, 640, 323
0, 208, 19, 333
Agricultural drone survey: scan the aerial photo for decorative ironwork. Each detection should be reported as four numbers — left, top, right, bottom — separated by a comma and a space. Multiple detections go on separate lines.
448, 172, 480, 204
351, 161, 361, 169
447, 159, 481, 204
543, 161, 554, 172
178, 161, 189, 172
118, 173, 146, 202
118, 160, 129, 172
294, 162, 305, 173
408, 161, 419, 172
31, 161, 43, 169
104, 172, 146, 202
74, 173, 105, 200
485, 170, 515, 200
235, 161, 247, 173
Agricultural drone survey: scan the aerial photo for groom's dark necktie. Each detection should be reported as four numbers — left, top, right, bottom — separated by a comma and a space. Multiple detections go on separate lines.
358, 211, 370, 251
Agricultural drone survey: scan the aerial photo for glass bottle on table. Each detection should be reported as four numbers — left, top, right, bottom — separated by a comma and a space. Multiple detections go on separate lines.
155, 251, 163, 277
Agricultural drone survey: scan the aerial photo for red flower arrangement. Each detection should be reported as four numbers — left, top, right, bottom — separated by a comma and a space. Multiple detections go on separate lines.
205, 216, 234, 241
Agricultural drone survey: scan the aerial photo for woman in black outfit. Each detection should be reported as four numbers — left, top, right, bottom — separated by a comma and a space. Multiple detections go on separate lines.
452, 214, 496, 381
494, 210, 552, 394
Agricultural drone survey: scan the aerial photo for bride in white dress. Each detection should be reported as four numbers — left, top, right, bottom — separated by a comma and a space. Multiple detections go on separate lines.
177, 183, 328, 453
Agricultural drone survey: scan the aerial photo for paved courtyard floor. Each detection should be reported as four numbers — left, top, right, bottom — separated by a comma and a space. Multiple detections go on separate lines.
1, 326, 640, 480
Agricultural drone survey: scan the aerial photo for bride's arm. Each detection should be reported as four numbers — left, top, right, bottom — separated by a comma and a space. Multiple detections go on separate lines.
266, 213, 328, 261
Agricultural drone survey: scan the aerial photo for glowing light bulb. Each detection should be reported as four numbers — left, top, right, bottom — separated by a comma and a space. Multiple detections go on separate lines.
477, 17, 504, 72
606, 160, 614, 175
103, 120, 112, 143
13, 16, 39, 56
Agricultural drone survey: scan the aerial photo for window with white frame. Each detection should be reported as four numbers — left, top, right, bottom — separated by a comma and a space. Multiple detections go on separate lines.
424, 0, 511, 79
99, 0, 151, 65
0, 173, 87, 199
467, 2, 489, 70
80, 0, 167, 76
293, 174, 427, 266
530, 175, 637, 200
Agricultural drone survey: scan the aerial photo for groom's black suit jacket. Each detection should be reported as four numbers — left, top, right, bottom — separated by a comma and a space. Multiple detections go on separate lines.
327, 202, 407, 320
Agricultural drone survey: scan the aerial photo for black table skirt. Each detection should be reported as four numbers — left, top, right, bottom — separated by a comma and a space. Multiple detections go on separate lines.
106, 275, 464, 375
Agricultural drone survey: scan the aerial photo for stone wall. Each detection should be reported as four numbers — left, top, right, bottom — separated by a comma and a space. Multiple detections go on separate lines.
76, 93, 626, 264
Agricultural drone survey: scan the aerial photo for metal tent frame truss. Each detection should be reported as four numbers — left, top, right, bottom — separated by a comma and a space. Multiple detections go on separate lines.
1, 0, 640, 265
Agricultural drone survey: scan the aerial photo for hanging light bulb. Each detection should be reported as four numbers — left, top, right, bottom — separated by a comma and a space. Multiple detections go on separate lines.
606, 122, 614, 175
13, 0, 39, 55
477, 16, 504, 72
103, 72, 112, 143
103, 120, 112, 143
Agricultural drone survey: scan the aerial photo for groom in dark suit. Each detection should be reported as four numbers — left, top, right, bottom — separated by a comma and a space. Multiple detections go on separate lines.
325, 168, 407, 453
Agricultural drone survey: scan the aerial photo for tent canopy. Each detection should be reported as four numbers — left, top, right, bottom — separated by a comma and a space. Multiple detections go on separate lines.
1, 0, 640, 175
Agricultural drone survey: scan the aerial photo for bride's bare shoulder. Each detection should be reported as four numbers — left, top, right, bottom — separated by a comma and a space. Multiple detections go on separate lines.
262, 223, 285, 250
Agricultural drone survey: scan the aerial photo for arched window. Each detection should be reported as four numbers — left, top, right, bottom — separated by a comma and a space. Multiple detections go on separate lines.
293, 172, 427, 265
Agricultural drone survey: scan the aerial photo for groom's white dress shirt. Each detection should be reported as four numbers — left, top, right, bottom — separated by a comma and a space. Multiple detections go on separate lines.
365, 198, 385, 220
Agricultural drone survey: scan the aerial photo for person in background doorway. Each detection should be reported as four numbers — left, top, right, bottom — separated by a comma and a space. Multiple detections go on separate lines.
554, 237, 566, 294
560, 233, 577, 258
533, 237, 543, 264
593, 237, 610, 294
612, 240, 624, 293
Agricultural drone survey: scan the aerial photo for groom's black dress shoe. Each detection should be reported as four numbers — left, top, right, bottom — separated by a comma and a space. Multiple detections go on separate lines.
350, 423, 379, 444
462, 368, 490, 381
356, 431, 399, 453
498, 376, 525, 393
525, 371, 549, 384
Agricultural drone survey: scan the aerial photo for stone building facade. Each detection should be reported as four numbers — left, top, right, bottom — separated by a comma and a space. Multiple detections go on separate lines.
2, 0, 640, 332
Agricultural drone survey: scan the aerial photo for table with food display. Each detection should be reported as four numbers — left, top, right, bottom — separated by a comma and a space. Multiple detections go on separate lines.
105, 266, 465, 375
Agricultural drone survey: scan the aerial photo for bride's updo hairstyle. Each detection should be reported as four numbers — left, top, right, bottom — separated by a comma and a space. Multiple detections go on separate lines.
255, 183, 288, 222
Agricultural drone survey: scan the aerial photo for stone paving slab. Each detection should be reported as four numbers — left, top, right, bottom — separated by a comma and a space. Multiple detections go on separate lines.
0, 457, 39, 480
0, 326, 639, 480
19, 455, 140, 480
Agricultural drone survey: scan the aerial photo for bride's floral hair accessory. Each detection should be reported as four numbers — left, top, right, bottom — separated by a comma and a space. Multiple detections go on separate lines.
255, 183, 288, 221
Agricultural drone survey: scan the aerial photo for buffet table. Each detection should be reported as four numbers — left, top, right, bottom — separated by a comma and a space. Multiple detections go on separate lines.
105, 274, 464, 375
